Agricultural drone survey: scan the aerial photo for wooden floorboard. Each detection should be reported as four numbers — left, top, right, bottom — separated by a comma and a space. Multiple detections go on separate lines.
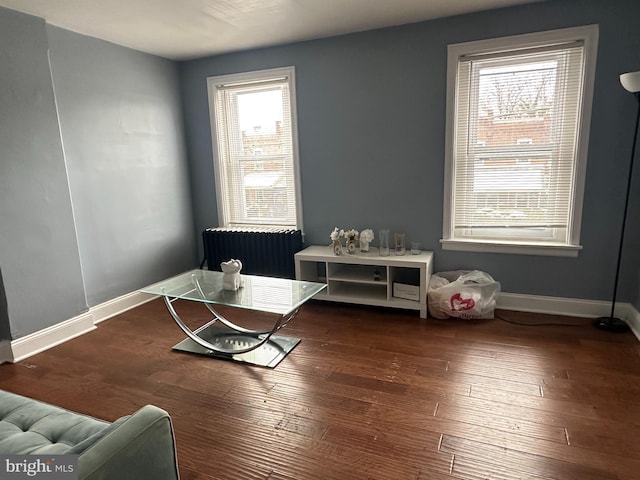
1, 299, 640, 479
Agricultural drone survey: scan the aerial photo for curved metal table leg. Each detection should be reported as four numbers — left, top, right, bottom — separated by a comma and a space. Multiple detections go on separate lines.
190, 273, 274, 335
162, 294, 298, 355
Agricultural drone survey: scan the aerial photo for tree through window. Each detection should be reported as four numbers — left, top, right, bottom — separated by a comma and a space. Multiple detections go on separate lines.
442, 26, 599, 256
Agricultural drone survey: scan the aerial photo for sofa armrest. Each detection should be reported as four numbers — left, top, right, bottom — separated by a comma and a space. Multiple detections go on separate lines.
78, 405, 180, 480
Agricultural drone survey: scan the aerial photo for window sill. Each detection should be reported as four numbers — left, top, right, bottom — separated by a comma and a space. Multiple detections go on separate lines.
440, 239, 582, 257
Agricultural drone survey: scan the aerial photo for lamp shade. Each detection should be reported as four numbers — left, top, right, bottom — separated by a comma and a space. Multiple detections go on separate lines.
620, 71, 640, 93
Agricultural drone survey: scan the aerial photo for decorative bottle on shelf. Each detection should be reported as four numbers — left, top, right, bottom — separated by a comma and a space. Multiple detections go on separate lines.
331, 239, 343, 255
394, 232, 406, 255
343, 229, 358, 254
330, 227, 343, 255
379, 229, 390, 256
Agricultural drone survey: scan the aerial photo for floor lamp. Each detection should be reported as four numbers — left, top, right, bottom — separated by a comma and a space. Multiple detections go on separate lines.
594, 71, 640, 332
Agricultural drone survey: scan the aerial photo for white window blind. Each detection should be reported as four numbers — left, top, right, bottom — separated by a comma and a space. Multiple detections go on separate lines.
208, 67, 301, 229
443, 26, 598, 255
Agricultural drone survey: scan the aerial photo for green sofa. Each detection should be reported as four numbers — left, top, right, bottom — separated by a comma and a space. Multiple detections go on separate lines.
0, 390, 180, 479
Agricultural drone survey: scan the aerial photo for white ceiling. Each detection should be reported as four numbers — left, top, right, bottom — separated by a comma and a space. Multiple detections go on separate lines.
0, 0, 543, 61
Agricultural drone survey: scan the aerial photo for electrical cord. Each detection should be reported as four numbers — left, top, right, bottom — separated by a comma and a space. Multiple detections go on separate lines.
494, 313, 585, 327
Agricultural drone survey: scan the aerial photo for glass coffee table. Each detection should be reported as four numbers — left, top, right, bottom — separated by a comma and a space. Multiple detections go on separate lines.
141, 269, 326, 367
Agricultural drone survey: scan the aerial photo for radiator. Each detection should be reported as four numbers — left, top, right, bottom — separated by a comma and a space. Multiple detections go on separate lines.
203, 227, 303, 279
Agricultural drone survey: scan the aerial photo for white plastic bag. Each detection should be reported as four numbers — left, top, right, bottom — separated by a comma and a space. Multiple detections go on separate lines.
428, 270, 500, 319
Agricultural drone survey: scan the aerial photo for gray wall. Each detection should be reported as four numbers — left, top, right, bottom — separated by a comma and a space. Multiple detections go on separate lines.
0, 8, 86, 339
0, 7, 197, 340
623, 119, 640, 310
47, 26, 196, 307
180, 0, 640, 302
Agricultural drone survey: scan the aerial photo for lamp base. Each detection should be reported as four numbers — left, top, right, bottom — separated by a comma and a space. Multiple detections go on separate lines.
593, 316, 630, 332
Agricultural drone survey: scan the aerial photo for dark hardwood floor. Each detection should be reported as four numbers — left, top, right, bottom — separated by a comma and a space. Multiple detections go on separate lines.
1, 299, 639, 479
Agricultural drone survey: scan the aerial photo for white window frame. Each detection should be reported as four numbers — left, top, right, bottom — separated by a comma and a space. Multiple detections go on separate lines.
441, 25, 599, 257
207, 66, 303, 230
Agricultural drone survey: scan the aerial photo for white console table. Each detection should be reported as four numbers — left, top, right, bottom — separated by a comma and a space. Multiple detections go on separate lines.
294, 245, 433, 318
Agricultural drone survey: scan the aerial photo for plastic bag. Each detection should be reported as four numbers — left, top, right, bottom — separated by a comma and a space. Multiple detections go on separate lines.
428, 270, 500, 320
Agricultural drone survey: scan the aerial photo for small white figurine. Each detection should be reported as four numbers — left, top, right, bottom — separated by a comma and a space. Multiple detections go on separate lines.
221, 259, 244, 291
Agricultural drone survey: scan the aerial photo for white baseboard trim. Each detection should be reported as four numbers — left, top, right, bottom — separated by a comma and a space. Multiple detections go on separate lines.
0, 340, 12, 364
90, 290, 157, 325
9, 291, 158, 363
625, 303, 640, 342
497, 292, 613, 318
11, 312, 96, 363
497, 292, 640, 342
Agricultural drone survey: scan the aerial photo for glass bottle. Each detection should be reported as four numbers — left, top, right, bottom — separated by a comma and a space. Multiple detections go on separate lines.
379, 229, 390, 256
394, 232, 406, 255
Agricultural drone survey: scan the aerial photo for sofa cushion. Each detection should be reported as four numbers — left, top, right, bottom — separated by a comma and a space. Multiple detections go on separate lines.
0, 390, 109, 454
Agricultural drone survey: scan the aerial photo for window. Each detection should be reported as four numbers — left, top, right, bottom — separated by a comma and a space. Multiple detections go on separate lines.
442, 26, 598, 256
207, 67, 302, 229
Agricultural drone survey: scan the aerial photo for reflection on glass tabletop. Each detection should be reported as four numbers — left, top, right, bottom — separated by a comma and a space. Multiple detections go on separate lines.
141, 269, 326, 315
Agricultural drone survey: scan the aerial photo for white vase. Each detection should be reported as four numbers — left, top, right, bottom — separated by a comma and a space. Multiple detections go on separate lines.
360, 240, 370, 252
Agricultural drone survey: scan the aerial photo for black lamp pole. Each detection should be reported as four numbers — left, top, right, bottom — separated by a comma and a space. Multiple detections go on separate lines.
593, 88, 640, 332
